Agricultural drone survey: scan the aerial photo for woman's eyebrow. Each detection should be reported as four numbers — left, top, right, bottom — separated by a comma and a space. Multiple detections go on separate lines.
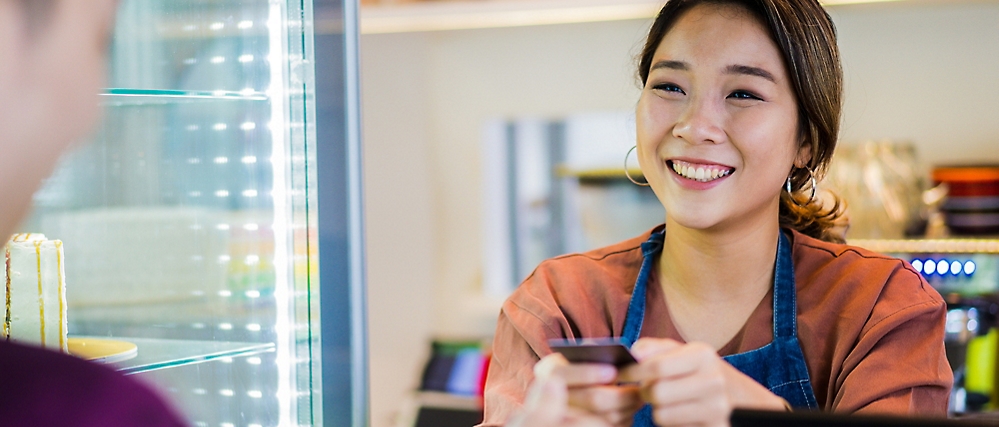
725, 64, 776, 83
650, 61, 776, 84
650, 60, 688, 72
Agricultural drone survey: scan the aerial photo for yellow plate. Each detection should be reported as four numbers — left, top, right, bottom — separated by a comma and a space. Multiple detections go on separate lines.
68, 337, 138, 364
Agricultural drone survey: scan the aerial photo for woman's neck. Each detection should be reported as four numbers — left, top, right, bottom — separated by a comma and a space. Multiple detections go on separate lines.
656, 216, 782, 348
659, 215, 781, 307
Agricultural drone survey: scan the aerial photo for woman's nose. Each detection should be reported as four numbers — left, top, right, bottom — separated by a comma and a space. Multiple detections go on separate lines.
671, 97, 725, 145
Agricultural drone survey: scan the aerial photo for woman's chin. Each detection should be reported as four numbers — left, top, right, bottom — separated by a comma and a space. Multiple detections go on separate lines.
667, 211, 727, 232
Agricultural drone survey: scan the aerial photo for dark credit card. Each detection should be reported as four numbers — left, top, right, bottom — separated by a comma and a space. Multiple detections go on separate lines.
548, 338, 637, 367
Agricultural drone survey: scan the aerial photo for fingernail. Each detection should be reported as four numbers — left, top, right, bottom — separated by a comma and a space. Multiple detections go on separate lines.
598, 365, 617, 380
542, 377, 561, 393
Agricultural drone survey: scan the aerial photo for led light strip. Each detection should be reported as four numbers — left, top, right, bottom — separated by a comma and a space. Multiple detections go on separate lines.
911, 258, 977, 277
268, 0, 295, 425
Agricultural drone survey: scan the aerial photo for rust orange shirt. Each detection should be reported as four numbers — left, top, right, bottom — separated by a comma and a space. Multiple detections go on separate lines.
481, 227, 952, 426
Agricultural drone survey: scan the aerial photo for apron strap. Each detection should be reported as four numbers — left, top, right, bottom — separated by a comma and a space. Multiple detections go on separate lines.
621, 231, 664, 347
623, 229, 819, 422
772, 231, 796, 339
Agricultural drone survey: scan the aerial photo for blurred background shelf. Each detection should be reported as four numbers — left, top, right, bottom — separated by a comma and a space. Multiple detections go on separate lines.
849, 239, 999, 255
555, 167, 644, 181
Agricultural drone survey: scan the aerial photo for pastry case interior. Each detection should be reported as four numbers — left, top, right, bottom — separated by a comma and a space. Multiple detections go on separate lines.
17, 0, 364, 426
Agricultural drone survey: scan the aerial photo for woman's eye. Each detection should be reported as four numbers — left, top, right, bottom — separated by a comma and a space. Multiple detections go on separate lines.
728, 90, 762, 101
653, 83, 685, 95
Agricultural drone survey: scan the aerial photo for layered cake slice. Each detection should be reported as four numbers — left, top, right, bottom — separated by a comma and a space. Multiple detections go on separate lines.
2, 234, 68, 352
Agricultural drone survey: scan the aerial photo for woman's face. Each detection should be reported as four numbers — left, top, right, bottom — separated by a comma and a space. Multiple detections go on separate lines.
636, 3, 809, 234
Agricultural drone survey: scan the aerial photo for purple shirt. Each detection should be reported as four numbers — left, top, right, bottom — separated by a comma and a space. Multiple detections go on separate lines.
0, 341, 188, 427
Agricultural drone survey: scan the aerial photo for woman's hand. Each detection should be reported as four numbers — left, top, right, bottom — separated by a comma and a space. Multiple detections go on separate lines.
506, 373, 611, 427
506, 354, 613, 427
618, 338, 787, 427
507, 353, 642, 427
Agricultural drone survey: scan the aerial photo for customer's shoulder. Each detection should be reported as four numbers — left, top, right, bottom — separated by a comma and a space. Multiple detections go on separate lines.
0, 341, 146, 395
0, 341, 187, 426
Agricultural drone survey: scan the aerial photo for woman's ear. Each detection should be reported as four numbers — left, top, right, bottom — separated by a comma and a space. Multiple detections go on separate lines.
794, 142, 813, 169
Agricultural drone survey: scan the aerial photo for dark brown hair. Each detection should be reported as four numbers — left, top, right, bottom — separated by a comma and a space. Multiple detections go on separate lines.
639, 0, 846, 243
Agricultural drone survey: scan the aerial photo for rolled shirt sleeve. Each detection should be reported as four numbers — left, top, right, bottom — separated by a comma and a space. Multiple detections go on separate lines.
830, 268, 952, 414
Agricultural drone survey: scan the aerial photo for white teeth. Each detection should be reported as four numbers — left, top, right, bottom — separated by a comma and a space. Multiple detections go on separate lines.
670, 161, 732, 182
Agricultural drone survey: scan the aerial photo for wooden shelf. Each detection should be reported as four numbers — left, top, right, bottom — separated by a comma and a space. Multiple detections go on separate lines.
359, 0, 911, 34
555, 166, 643, 180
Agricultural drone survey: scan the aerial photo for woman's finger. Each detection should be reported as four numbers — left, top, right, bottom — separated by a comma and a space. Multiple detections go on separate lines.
536, 352, 618, 387
630, 337, 683, 360
593, 400, 646, 427
650, 397, 730, 427
553, 363, 618, 387
563, 408, 620, 427
508, 376, 569, 427
567, 384, 643, 414
534, 353, 570, 380
511, 376, 620, 427
642, 364, 726, 406
620, 341, 716, 383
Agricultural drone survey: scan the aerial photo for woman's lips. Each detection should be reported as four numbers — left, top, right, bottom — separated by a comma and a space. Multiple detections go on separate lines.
668, 159, 735, 183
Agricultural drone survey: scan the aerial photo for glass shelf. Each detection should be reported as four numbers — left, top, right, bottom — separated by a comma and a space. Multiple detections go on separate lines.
848, 239, 999, 254
80, 336, 275, 375
100, 88, 269, 106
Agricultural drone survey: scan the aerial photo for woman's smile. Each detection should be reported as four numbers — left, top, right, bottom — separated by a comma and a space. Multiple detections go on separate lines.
668, 159, 735, 183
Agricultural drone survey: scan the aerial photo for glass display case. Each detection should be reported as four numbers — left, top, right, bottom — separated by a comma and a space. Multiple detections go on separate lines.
19, 0, 365, 426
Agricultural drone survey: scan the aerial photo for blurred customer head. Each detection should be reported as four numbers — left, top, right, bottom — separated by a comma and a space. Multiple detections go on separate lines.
0, 0, 118, 237
637, 0, 846, 242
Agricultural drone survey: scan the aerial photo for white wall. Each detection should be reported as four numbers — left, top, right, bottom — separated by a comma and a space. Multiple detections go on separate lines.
831, 1, 999, 158
360, 33, 436, 427
423, 19, 654, 338
360, 2, 999, 426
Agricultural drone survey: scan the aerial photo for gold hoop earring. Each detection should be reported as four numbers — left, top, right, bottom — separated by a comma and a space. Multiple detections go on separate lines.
624, 146, 650, 187
785, 167, 817, 207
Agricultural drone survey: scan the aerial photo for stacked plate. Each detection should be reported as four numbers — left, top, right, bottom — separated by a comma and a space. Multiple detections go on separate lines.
934, 166, 999, 235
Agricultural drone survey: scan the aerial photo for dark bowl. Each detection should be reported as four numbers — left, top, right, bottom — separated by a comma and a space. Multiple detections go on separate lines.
944, 211, 999, 236
933, 165, 999, 197
942, 196, 999, 212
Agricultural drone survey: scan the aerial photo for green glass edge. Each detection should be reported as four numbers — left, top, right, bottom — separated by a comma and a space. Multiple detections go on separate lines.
114, 340, 276, 375
101, 88, 269, 101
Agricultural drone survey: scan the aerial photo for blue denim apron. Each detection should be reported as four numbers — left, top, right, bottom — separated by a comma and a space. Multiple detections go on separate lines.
623, 230, 818, 426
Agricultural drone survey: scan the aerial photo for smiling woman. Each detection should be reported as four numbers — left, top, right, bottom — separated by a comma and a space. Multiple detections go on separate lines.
480, 1, 952, 427
637, 0, 844, 244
